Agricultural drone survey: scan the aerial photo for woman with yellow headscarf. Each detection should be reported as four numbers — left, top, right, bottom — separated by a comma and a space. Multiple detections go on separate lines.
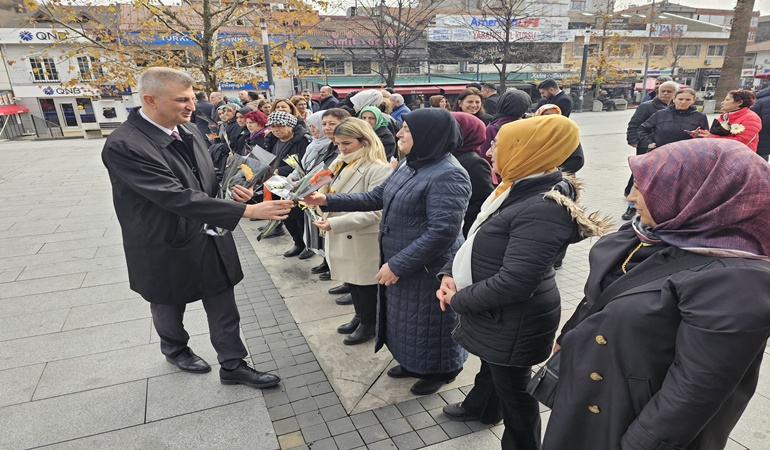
436, 115, 611, 450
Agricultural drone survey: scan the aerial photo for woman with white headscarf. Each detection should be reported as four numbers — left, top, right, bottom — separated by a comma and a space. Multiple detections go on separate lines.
351, 90, 384, 113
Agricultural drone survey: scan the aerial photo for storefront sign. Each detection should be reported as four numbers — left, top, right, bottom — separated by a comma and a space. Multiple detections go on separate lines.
428, 28, 573, 43
433, 15, 569, 31
322, 32, 397, 48
14, 85, 102, 98
650, 24, 686, 37
531, 72, 572, 79
0, 28, 69, 44
741, 68, 756, 77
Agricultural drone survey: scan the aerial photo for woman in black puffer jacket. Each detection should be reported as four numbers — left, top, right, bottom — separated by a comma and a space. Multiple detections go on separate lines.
638, 89, 708, 151
437, 115, 611, 450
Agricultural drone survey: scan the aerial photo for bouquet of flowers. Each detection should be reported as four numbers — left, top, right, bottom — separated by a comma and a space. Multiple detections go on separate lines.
257, 163, 334, 241
219, 152, 271, 200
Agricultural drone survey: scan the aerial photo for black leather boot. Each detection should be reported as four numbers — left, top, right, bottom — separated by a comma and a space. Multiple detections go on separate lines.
337, 315, 360, 334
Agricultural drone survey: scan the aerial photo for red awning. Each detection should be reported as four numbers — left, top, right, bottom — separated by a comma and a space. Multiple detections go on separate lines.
755, 72, 770, 79
0, 105, 28, 116
431, 85, 469, 95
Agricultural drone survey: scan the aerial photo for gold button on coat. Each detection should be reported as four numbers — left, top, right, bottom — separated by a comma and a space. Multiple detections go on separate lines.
588, 405, 600, 414
590, 372, 603, 381
595, 335, 608, 345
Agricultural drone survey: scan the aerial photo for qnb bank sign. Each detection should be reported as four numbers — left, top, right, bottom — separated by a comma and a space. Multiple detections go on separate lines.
0, 28, 69, 44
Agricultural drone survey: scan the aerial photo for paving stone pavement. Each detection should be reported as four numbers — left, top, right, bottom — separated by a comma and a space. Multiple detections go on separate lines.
0, 110, 767, 449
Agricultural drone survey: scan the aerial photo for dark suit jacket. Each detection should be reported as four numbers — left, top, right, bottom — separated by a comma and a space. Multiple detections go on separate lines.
102, 108, 246, 305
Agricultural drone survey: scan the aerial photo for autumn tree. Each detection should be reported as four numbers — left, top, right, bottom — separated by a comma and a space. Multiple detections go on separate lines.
18, 0, 325, 93
347, 0, 445, 88
714, 0, 755, 106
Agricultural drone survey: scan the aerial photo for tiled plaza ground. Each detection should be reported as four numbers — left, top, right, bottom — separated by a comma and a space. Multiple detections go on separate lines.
0, 110, 768, 449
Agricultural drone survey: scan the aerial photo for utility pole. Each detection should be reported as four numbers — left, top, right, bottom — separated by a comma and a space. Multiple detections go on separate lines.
576, 30, 591, 113
260, 17, 275, 100
641, 0, 656, 100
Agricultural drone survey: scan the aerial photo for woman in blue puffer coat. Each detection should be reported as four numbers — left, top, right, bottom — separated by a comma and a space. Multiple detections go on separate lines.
304, 108, 471, 396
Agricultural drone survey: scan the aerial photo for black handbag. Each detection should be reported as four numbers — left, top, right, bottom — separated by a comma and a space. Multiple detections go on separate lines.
526, 251, 718, 408
709, 118, 732, 136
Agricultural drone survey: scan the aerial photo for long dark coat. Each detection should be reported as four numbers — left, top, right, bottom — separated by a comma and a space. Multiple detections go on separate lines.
543, 227, 770, 450
326, 154, 471, 375
102, 108, 246, 305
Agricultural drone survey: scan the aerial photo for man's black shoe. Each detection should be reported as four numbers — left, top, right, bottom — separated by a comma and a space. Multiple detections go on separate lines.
284, 245, 305, 257
311, 260, 329, 274
443, 402, 483, 422
337, 314, 360, 334
319, 271, 331, 281
220, 362, 281, 389
335, 293, 353, 305
621, 207, 636, 221
298, 249, 315, 260
328, 283, 349, 295
344, 324, 375, 345
410, 378, 455, 396
387, 365, 412, 379
262, 227, 285, 238
165, 348, 211, 373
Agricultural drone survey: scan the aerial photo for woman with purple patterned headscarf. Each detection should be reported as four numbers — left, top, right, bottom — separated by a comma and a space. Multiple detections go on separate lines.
543, 139, 770, 450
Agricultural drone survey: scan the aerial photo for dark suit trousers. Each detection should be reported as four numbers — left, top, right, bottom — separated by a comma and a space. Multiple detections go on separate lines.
150, 287, 247, 370
348, 283, 377, 326
462, 360, 541, 450
284, 206, 305, 247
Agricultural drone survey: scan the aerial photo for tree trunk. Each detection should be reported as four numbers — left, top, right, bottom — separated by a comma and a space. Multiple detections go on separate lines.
499, 62, 507, 92
714, 0, 755, 106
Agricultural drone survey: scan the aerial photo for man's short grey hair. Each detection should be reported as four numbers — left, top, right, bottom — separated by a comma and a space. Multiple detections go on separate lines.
209, 91, 223, 101
391, 94, 404, 104
659, 81, 680, 91
656, 75, 673, 83
137, 67, 195, 98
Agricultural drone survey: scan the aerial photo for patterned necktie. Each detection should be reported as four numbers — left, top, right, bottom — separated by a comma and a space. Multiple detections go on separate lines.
171, 130, 182, 141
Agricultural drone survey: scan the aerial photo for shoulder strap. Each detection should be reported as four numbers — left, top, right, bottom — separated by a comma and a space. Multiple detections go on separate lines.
585, 252, 719, 317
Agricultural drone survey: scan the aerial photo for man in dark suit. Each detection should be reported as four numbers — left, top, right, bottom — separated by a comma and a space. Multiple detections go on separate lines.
481, 83, 500, 115
192, 91, 214, 146
102, 67, 293, 389
536, 79, 572, 117
318, 85, 340, 110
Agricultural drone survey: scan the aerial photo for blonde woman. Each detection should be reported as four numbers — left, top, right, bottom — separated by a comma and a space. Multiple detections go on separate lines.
312, 118, 393, 345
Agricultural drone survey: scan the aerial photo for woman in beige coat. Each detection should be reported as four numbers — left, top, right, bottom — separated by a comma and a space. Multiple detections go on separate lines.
313, 118, 393, 345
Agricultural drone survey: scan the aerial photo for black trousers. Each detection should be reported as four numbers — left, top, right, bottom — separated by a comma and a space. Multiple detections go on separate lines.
150, 287, 247, 370
283, 206, 305, 247
348, 283, 377, 326
462, 360, 541, 450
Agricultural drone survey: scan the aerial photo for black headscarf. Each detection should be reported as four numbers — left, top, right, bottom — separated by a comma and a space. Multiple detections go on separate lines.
403, 108, 462, 170
494, 90, 532, 120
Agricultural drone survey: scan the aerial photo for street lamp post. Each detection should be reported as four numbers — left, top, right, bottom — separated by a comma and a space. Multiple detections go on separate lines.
260, 17, 275, 100
576, 30, 590, 114
641, 0, 656, 100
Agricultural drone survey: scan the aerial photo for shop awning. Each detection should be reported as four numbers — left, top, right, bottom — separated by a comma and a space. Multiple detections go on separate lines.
755, 72, 770, 79
323, 84, 469, 98
0, 105, 29, 116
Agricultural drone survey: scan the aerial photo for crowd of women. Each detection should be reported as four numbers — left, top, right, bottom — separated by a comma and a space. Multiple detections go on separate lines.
218, 84, 770, 450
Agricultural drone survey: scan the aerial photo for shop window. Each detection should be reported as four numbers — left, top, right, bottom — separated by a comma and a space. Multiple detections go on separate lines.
397, 63, 420, 74
38, 99, 60, 127
29, 57, 60, 83
641, 44, 667, 57
352, 61, 372, 75
570, 0, 586, 10
674, 44, 701, 57
572, 43, 599, 57
76, 98, 97, 123
324, 60, 346, 75
609, 44, 635, 58
77, 56, 103, 81
707, 45, 726, 57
